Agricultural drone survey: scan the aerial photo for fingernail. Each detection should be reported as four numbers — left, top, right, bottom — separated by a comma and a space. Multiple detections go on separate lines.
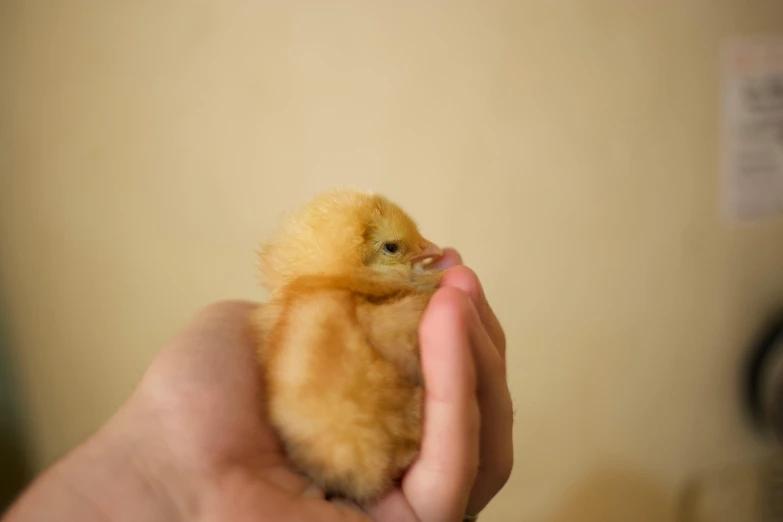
434, 248, 462, 269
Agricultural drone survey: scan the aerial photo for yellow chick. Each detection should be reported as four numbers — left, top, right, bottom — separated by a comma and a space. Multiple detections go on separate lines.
251, 188, 444, 502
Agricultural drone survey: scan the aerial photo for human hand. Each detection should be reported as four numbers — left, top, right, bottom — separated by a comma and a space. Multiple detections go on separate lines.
367, 248, 513, 521
3, 251, 512, 522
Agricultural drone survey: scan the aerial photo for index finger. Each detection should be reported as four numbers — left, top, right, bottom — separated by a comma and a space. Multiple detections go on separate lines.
438, 256, 507, 360
370, 286, 480, 522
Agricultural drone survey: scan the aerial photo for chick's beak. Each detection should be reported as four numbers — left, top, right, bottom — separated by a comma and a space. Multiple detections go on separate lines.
409, 241, 443, 267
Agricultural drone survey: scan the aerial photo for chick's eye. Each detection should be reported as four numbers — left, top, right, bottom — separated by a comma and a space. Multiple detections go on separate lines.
383, 242, 400, 254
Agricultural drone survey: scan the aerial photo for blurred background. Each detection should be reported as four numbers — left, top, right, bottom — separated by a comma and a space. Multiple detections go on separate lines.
2, 1, 783, 520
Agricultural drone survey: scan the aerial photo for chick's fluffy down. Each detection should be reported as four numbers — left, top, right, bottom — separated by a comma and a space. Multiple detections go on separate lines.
252, 189, 443, 502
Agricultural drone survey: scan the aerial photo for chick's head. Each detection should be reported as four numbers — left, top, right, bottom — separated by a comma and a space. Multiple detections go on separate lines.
259, 189, 442, 289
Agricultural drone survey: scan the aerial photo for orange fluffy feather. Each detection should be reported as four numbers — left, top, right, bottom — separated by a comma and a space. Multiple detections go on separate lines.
251, 189, 444, 502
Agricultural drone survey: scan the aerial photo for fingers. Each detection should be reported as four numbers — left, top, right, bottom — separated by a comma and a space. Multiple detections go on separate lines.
439, 266, 514, 515
434, 247, 463, 270
378, 287, 480, 522
440, 266, 506, 360
464, 302, 514, 513
365, 489, 417, 522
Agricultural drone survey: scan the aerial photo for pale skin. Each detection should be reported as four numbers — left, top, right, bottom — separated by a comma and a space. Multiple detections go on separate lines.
2, 249, 513, 522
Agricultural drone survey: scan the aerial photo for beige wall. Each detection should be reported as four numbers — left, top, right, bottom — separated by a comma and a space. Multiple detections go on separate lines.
2, 1, 783, 520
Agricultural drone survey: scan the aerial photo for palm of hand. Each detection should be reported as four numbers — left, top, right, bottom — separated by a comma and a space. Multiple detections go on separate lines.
138, 301, 369, 522
132, 254, 512, 522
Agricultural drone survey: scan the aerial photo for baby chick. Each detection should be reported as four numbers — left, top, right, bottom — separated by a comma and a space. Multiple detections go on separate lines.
251, 189, 444, 503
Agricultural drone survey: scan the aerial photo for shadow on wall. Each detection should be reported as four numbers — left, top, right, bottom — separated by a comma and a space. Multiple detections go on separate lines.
544, 465, 670, 522
0, 301, 31, 511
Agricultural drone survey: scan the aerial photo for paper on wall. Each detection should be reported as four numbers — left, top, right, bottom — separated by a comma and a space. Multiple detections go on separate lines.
721, 37, 783, 221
